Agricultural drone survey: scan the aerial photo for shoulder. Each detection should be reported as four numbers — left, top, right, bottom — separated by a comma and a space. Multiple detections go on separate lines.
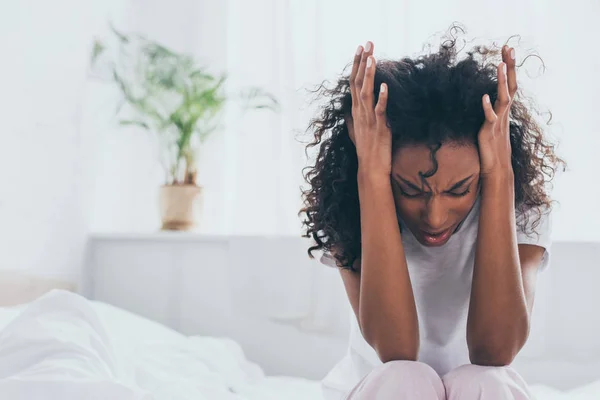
319, 251, 338, 268
516, 204, 553, 270
319, 250, 361, 271
516, 204, 553, 248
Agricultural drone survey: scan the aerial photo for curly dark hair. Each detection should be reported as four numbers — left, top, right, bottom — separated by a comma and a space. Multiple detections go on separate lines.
299, 25, 565, 270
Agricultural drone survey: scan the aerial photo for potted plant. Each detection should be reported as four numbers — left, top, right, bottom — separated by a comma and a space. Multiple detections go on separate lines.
89, 26, 279, 231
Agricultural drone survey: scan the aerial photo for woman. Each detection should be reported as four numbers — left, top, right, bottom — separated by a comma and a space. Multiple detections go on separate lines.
300, 28, 564, 400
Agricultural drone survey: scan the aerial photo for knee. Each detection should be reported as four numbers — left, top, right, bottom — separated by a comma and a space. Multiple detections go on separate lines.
351, 361, 444, 399
443, 364, 532, 399
373, 360, 439, 379
443, 364, 504, 386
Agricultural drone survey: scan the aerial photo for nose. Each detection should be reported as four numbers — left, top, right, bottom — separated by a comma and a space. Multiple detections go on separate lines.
422, 196, 448, 231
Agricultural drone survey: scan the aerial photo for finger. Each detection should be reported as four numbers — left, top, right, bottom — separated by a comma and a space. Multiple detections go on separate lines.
501, 44, 509, 63
360, 56, 376, 113
482, 94, 498, 127
354, 41, 373, 93
375, 83, 388, 123
494, 62, 510, 115
500, 110, 510, 142
349, 45, 363, 108
505, 47, 518, 98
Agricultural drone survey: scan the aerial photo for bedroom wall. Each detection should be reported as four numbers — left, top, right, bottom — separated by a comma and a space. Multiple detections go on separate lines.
0, 0, 232, 282
0, 1, 124, 281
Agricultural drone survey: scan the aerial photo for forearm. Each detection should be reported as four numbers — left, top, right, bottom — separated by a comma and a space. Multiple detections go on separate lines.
357, 169, 419, 362
468, 172, 529, 365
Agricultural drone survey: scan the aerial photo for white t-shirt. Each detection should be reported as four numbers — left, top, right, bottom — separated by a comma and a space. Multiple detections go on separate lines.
319, 196, 552, 399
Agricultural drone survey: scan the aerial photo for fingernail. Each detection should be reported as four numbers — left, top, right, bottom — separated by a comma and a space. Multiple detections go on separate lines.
367, 57, 372, 68
510, 48, 515, 60
380, 83, 386, 93
502, 63, 507, 75
356, 45, 363, 56
365, 42, 372, 52
485, 95, 490, 103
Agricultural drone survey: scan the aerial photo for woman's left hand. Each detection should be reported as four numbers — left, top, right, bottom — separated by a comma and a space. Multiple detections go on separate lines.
478, 45, 517, 179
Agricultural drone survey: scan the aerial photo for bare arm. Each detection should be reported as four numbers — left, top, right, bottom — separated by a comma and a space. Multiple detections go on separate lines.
356, 173, 419, 361
468, 174, 525, 365
338, 42, 419, 362
467, 45, 546, 365
468, 174, 546, 365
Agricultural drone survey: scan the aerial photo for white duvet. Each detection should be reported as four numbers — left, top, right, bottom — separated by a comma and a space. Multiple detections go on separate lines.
0, 290, 598, 400
0, 290, 321, 400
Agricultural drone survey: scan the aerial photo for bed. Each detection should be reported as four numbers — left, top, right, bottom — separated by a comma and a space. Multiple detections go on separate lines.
0, 291, 598, 399
0, 290, 322, 400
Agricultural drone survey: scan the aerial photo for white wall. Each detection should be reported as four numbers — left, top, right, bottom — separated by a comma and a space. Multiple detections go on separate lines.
0, 0, 234, 280
0, 0, 124, 280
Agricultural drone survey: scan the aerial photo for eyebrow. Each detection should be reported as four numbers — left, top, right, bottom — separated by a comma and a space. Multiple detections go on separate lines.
394, 174, 475, 192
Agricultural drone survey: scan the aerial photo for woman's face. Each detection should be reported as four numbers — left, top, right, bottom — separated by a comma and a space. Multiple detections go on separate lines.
391, 141, 481, 247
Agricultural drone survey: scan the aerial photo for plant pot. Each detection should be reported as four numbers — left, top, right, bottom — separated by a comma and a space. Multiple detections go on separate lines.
159, 184, 203, 231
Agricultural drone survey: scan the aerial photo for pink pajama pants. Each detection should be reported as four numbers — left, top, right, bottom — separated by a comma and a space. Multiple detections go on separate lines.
345, 361, 532, 399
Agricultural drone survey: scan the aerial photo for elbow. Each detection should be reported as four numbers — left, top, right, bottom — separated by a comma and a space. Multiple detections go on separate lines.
468, 345, 517, 367
468, 330, 528, 366
358, 309, 420, 363
377, 347, 419, 363
468, 318, 530, 367
361, 325, 419, 363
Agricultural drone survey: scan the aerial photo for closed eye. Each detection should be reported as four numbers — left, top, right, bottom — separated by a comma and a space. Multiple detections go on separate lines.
399, 189, 425, 198
392, 179, 423, 198
393, 176, 426, 198
393, 174, 476, 198
446, 188, 471, 197
401, 188, 470, 198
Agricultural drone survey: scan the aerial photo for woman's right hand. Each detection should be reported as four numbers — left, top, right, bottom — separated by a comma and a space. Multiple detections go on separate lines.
347, 41, 392, 177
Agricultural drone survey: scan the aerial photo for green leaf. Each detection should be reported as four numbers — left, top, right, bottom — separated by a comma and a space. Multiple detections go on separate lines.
109, 22, 129, 43
90, 40, 105, 65
239, 86, 281, 112
119, 120, 150, 129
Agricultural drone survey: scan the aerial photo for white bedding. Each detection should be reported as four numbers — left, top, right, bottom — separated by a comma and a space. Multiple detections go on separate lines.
0, 290, 321, 400
0, 290, 597, 400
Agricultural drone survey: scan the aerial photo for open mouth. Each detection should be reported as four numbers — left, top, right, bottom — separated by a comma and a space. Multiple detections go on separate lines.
420, 227, 453, 246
